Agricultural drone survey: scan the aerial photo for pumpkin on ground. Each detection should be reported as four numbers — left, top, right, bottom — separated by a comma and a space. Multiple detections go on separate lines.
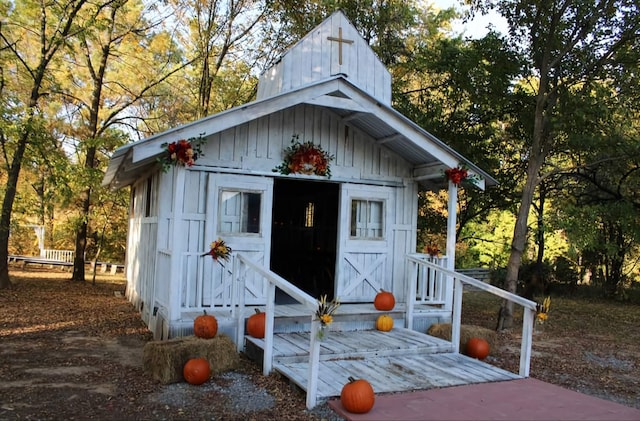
183, 358, 211, 385
247, 308, 266, 338
373, 289, 395, 311
376, 314, 394, 332
193, 310, 218, 339
340, 376, 375, 414
466, 337, 490, 360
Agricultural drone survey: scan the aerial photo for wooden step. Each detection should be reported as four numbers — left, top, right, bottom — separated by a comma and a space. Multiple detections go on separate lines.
245, 327, 454, 363
276, 352, 521, 399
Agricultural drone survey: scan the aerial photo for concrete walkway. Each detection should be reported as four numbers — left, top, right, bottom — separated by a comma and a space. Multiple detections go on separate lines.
328, 378, 640, 421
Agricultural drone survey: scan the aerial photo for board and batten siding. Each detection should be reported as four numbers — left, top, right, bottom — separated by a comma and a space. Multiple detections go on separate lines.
256, 12, 391, 106
125, 174, 159, 324
197, 103, 411, 183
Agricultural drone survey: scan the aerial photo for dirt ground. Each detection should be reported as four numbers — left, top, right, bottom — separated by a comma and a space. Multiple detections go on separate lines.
1, 266, 639, 421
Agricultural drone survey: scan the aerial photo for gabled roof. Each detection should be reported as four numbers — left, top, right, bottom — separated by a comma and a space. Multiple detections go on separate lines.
102, 75, 497, 190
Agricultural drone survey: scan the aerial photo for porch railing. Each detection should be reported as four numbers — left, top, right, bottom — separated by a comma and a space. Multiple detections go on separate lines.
234, 252, 322, 409
406, 253, 537, 377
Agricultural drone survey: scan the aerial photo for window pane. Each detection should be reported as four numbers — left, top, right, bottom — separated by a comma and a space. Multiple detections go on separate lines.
220, 190, 261, 234
350, 199, 383, 239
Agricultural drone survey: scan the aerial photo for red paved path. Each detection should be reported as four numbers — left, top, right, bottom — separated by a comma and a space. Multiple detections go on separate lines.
328, 378, 640, 421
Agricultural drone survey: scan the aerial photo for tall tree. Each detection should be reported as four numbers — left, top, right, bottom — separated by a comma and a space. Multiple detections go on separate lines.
0, 0, 89, 288
469, 0, 640, 329
165, 0, 268, 119
60, 0, 189, 281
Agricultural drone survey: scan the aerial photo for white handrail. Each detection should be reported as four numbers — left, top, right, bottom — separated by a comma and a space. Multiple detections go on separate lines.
406, 253, 537, 377
234, 253, 321, 409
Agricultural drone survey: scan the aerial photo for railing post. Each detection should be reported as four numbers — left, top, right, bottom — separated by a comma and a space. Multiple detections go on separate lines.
232, 255, 246, 352
306, 318, 321, 409
451, 276, 463, 353
519, 307, 535, 377
263, 281, 276, 375
405, 259, 417, 330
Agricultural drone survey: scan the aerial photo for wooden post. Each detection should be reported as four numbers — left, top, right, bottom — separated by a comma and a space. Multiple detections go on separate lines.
306, 318, 321, 409
520, 307, 534, 377
263, 281, 276, 375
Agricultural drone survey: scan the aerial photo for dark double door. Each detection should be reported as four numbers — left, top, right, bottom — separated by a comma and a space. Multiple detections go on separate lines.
270, 179, 339, 300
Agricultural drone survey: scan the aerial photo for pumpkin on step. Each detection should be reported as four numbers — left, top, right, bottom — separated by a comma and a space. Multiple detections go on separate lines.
247, 308, 266, 338
183, 358, 211, 385
376, 314, 394, 332
193, 310, 218, 339
466, 337, 490, 360
340, 376, 375, 413
374, 289, 395, 311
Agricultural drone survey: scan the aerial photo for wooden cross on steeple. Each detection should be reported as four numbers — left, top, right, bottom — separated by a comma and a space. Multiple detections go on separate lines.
327, 27, 354, 65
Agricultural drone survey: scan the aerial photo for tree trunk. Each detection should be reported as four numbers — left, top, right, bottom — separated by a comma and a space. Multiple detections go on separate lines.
0, 131, 30, 288
497, 111, 547, 329
71, 182, 92, 282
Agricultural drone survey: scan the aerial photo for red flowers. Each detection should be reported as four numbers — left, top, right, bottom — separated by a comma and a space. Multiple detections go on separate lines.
424, 244, 440, 256
274, 135, 334, 177
158, 135, 206, 172
166, 139, 196, 167
444, 166, 469, 186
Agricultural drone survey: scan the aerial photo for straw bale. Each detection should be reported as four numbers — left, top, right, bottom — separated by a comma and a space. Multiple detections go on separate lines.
427, 323, 498, 354
143, 334, 240, 384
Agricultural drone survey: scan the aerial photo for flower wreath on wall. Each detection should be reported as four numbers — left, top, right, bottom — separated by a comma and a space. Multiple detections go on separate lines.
444, 163, 482, 187
273, 135, 334, 178
158, 135, 206, 172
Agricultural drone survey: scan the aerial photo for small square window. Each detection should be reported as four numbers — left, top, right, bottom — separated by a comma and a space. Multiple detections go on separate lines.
219, 190, 261, 234
350, 199, 384, 239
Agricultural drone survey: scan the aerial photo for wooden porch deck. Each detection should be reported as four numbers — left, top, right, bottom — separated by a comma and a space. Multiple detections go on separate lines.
245, 327, 521, 400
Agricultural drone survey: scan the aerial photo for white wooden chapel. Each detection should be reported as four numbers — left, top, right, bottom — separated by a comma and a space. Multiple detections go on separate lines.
102, 10, 498, 342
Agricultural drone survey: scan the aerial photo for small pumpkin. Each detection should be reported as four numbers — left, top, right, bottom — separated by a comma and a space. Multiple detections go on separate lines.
373, 289, 395, 311
183, 358, 211, 385
193, 310, 218, 339
247, 308, 266, 339
340, 376, 375, 414
466, 337, 490, 360
376, 314, 394, 332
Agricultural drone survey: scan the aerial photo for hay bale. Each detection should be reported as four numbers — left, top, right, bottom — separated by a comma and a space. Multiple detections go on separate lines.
427, 323, 498, 354
143, 334, 240, 384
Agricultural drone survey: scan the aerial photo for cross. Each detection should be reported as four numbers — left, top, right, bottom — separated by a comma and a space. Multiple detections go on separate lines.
327, 27, 354, 65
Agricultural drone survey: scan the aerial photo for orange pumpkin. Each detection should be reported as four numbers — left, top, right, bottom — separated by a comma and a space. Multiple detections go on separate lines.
340, 376, 375, 414
183, 358, 211, 385
193, 310, 218, 339
247, 309, 266, 338
376, 314, 394, 332
374, 289, 395, 311
466, 337, 490, 360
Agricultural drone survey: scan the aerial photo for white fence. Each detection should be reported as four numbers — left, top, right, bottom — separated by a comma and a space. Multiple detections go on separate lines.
41, 249, 75, 262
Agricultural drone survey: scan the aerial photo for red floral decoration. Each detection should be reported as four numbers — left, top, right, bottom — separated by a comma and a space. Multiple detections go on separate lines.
444, 164, 481, 187
158, 135, 205, 172
202, 238, 232, 262
424, 244, 440, 257
274, 135, 334, 177
444, 166, 468, 186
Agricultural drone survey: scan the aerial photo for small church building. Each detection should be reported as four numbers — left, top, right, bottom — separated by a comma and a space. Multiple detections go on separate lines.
102, 11, 497, 342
